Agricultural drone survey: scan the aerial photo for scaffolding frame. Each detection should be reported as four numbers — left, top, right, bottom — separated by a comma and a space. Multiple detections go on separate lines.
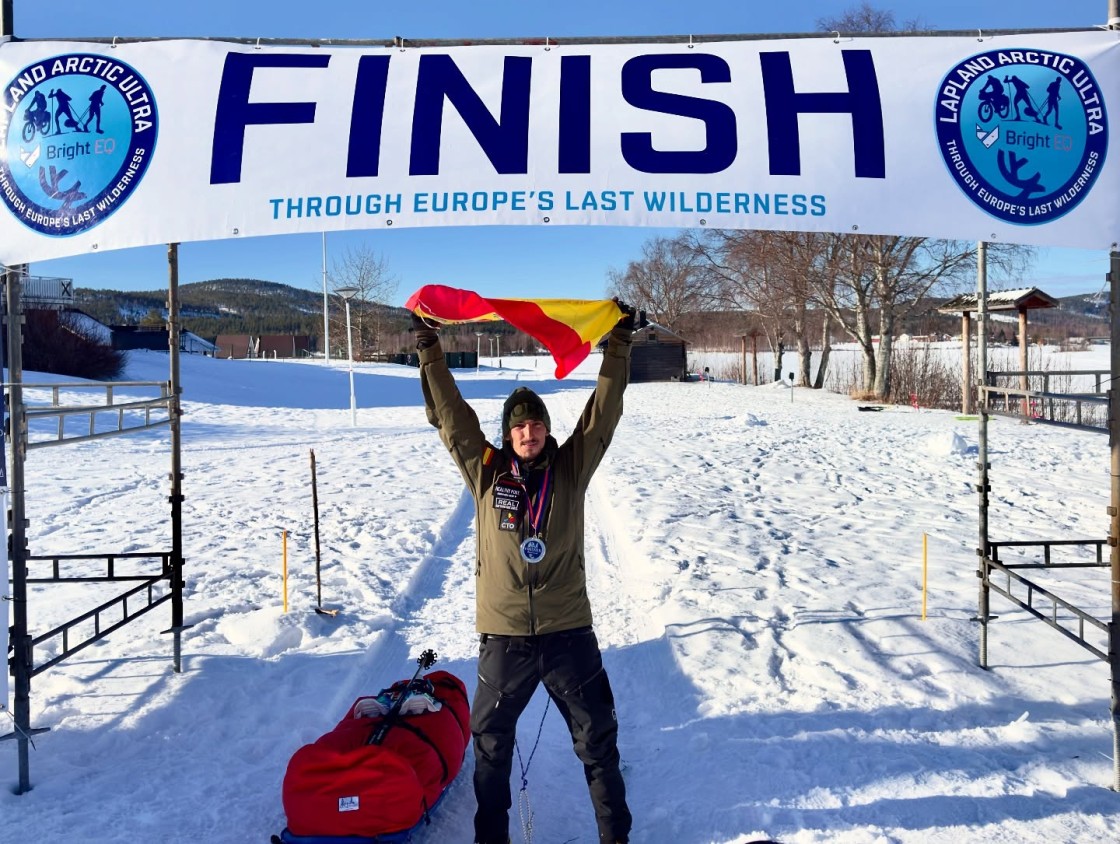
975, 248, 1120, 790
1, 245, 186, 794
0, 1, 1117, 799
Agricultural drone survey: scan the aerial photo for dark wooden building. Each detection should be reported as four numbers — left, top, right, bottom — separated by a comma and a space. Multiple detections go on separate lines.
113, 325, 217, 354
215, 334, 312, 359
628, 323, 688, 382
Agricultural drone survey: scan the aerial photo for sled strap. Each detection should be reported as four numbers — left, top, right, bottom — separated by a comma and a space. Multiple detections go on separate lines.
394, 720, 450, 784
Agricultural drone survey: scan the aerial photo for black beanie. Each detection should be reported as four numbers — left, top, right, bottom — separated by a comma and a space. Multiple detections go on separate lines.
502, 387, 551, 439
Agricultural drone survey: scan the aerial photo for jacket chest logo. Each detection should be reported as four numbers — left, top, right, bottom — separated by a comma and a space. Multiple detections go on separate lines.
493, 480, 524, 513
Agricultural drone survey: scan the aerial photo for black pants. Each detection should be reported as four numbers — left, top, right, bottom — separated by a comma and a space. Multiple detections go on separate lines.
471, 627, 631, 844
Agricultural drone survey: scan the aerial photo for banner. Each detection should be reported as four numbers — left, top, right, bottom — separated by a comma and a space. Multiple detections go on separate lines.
0, 31, 1117, 264
1, 427, 8, 715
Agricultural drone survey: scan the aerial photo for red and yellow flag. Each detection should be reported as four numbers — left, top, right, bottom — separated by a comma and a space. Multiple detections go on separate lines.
405, 285, 622, 379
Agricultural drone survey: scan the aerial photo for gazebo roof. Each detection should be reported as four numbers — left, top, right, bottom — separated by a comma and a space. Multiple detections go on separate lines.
937, 287, 1059, 314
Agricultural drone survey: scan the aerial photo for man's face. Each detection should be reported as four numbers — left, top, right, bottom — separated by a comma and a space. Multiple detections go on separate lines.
508, 419, 548, 460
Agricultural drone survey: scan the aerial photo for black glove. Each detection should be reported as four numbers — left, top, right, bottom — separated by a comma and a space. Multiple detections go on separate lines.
613, 298, 638, 332
411, 311, 439, 351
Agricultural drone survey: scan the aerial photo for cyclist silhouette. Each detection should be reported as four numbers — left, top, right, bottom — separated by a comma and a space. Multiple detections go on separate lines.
22, 90, 52, 141
977, 75, 1009, 122
27, 90, 47, 119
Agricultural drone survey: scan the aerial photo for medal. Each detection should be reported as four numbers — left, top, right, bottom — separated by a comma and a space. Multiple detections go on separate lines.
510, 459, 553, 564
520, 537, 547, 563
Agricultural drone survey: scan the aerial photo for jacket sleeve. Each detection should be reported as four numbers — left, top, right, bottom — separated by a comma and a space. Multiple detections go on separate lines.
565, 325, 632, 487
419, 339, 492, 496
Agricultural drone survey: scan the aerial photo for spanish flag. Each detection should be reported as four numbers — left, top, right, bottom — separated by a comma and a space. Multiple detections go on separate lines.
405, 285, 622, 379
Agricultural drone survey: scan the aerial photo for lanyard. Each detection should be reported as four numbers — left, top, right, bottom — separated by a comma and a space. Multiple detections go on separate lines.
512, 459, 553, 538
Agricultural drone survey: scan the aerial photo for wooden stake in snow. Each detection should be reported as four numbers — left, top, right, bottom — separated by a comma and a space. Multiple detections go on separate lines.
311, 449, 340, 617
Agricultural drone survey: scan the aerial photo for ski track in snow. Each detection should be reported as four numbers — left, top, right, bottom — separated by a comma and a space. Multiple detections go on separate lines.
4, 350, 1120, 844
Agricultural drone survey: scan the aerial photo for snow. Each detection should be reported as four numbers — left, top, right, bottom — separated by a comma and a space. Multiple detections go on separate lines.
67, 310, 112, 345
3, 344, 1119, 844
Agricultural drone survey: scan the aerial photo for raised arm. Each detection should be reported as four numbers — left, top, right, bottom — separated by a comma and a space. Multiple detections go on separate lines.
565, 305, 636, 485
415, 317, 493, 495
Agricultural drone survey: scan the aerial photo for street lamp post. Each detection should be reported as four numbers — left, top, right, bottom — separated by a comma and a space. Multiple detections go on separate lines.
336, 286, 359, 425
321, 232, 330, 363
475, 331, 483, 373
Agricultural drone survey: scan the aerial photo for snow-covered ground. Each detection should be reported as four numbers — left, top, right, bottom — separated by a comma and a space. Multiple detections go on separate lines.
3, 344, 1119, 844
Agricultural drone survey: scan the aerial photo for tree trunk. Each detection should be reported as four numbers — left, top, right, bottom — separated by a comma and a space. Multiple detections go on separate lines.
797, 333, 812, 386
854, 307, 876, 392
813, 313, 833, 389
874, 308, 896, 399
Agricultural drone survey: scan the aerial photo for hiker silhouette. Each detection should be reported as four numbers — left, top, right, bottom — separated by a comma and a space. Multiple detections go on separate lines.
84, 84, 107, 134
1040, 75, 1062, 130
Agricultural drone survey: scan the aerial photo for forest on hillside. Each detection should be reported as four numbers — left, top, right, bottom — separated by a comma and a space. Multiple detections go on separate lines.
76, 279, 329, 340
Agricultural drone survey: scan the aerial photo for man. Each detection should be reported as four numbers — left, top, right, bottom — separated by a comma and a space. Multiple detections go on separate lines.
414, 303, 636, 844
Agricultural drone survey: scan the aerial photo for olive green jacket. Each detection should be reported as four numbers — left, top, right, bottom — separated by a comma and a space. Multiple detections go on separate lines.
419, 329, 632, 635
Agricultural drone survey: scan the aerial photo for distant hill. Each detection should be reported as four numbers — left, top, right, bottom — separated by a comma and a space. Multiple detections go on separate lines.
1055, 292, 1108, 321
75, 278, 536, 355
76, 279, 353, 342
77, 279, 1107, 350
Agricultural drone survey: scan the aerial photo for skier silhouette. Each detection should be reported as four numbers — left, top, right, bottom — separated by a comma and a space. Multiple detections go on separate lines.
48, 87, 76, 134
1004, 75, 1035, 122
1040, 75, 1062, 129
83, 85, 107, 133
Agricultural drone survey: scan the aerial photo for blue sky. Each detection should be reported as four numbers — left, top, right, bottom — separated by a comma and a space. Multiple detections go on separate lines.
12, 0, 1115, 303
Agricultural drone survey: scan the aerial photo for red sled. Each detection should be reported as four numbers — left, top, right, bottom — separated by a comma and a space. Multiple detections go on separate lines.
277, 670, 470, 843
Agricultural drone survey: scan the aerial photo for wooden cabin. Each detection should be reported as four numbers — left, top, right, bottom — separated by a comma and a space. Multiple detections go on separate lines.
627, 323, 689, 383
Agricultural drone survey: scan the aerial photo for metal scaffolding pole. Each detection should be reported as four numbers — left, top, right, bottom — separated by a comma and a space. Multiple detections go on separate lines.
1110, 249, 1120, 790
322, 233, 330, 363
4, 267, 31, 793
166, 244, 185, 673
977, 242, 991, 669
1107, 0, 1119, 795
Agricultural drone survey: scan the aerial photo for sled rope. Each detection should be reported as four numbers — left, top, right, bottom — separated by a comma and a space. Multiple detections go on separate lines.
514, 698, 550, 844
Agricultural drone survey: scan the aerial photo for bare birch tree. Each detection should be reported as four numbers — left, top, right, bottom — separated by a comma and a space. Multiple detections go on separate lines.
817, 3, 926, 34
329, 245, 398, 361
606, 234, 716, 329
690, 230, 842, 386
815, 235, 1032, 398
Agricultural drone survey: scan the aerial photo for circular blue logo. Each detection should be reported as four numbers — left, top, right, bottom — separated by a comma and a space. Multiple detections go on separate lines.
0, 53, 158, 236
935, 49, 1107, 225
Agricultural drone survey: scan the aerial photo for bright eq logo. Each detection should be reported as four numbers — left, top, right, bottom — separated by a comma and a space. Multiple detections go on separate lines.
935, 47, 1107, 226
0, 53, 157, 236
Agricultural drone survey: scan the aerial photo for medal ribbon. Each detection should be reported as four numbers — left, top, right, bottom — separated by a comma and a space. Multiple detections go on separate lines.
513, 459, 553, 538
